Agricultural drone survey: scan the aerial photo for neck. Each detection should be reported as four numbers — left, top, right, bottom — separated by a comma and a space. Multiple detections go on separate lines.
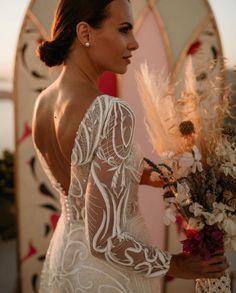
59, 44, 103, 89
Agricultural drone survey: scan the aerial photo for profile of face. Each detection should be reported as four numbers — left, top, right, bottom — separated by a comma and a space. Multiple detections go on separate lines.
81, 0, 139, 74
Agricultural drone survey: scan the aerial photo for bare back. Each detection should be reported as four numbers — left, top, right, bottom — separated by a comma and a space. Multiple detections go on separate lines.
32, 79, 101, 194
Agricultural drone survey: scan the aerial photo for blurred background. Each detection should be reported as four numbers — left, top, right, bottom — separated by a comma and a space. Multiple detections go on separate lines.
0, 0, 235, 292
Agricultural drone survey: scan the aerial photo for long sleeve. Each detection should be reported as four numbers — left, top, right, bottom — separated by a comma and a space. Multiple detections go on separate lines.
85, 99, 171, 277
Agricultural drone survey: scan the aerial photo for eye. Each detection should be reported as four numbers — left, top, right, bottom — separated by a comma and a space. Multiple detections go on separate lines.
119, 26, 130, 34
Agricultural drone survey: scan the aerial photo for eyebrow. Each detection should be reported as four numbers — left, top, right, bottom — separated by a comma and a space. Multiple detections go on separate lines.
119, 22, 133, 29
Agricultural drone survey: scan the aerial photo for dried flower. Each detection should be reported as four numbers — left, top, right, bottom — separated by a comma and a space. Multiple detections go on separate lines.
205, 191, 216, 209
222, 125, 236, 138
228, 198, 236, 209
176, 182, 191, 205
163, 190, 175, 199
179, 120, 195, 136
137, 61, 236, 260
223, 190, 234, 201
219, 174, 236, 192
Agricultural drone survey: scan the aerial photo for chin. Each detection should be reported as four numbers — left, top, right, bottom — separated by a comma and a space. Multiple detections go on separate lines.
114, 66, 128, 75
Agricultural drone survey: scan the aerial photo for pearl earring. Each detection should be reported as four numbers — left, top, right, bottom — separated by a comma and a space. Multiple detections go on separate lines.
85, 42, 90, 48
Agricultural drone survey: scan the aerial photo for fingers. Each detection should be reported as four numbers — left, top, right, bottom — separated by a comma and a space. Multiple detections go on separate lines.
207, 255, 227, 265
208, 262, 229, 273
201, 256, 229, 278
196, 255, 228, 278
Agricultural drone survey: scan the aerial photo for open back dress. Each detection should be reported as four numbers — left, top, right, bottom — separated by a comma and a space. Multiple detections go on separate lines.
34, 94, 171, 293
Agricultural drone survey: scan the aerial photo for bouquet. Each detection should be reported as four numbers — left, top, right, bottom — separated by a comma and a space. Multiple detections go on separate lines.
136, 60, 236, 292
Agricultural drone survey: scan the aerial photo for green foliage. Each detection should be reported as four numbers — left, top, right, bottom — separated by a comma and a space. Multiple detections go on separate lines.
0, 149, 16, 240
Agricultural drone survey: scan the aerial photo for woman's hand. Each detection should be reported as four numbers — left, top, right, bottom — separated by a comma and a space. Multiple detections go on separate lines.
140, 166, 164, 187
167, 252, 229, 279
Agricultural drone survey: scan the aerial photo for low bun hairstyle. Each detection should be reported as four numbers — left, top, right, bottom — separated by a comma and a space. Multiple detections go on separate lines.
37, 0, 114, 67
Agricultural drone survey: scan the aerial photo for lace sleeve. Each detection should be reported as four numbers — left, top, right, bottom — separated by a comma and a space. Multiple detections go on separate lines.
85, 100, 172, 277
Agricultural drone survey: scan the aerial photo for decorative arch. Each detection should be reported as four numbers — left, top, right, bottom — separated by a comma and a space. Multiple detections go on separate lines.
14, 1, 224, 291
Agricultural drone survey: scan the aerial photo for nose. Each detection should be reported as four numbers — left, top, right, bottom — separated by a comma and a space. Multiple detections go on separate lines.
128, 33, 139, 51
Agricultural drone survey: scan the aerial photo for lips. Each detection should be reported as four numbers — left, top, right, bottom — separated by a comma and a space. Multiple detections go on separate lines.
123, 56, 132, 64
123, 55, 132, 59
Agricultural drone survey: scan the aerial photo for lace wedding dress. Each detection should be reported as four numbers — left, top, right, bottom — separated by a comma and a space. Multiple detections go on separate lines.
34, 94, 171, 293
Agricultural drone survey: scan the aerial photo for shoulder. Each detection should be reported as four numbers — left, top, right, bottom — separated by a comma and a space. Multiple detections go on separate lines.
101, 95, 135, 125
99, 96, 135, 145
101, 95, 135, 118
33, 83, 57, 118
32, 89, 51, 132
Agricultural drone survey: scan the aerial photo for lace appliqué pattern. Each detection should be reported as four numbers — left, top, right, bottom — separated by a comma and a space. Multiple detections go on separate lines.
37, 95, 171, 293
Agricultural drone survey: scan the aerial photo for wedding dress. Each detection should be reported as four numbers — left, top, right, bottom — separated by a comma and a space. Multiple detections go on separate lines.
34, 94, 171, 293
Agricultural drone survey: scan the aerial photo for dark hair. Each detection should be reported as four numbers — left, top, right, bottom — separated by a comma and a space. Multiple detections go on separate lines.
37, 0, 114, 67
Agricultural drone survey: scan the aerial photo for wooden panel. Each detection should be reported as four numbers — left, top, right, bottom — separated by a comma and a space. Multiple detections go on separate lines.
155, 0, 209, 65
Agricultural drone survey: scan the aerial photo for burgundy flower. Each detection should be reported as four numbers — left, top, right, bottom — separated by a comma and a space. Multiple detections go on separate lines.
182, 225, 224, 260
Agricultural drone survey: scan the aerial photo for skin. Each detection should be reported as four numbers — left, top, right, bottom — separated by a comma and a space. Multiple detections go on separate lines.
168, 251, 229, 279
32, 0, 229, 280
32, 0, 138, 192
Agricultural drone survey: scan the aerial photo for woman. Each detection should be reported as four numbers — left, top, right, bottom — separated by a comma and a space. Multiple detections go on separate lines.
32, 0, 229, 292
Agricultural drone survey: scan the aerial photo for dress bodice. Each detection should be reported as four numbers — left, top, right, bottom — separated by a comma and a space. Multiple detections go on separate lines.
35, 95, 144, 223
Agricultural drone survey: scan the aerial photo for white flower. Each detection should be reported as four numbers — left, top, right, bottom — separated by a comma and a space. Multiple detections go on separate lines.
220, 162, 236, 177
188, 217, 205, 231
224, 217, 236, 250
163, 205, 177, 225
224, 235, 236, 250
213, 202, 234, 212
202, 211, 224, 226
192, 145, 203, 173
189, 202, 204, 217
222, 216, 236, 237
177, 152, 193, 177
215, 139, 236, 165
176, 182, 191, 205
177, 145, 203, 177
201, 202, 233, 226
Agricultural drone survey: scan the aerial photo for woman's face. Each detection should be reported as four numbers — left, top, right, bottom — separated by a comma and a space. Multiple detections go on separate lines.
89, 0, 139, 74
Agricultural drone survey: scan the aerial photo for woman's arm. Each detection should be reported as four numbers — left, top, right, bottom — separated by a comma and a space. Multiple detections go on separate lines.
85, 101, 172, 277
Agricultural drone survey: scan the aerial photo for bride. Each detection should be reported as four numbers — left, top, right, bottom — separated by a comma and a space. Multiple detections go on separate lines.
32, 0, 229, 291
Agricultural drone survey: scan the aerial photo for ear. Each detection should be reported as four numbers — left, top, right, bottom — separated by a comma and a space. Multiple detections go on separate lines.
76, 21, 91, 46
